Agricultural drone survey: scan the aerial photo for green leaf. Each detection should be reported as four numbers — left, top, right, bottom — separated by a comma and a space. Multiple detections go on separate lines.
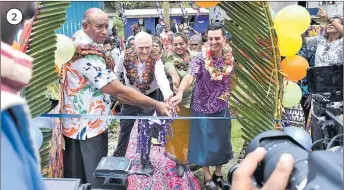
24, 1, 70, 119
93, 90, 103, 97
73, 96, 78, 104
219, 1, 284, 142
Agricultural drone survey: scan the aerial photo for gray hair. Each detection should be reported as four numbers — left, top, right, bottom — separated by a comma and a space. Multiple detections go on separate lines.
190, 35, 203, 44
134, 32, 152, 46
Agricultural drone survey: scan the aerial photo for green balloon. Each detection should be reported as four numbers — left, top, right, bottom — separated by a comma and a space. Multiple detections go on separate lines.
282, 81, 302, 108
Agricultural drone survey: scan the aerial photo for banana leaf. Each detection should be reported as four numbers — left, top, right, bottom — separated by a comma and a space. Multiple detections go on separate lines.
39, 127, 53, 177
24, 1, 70, 119
22, 2, 70, 176
219, 1, 284, 141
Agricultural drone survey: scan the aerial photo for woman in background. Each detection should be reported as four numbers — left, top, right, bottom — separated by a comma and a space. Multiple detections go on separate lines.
302, 9, 343, 150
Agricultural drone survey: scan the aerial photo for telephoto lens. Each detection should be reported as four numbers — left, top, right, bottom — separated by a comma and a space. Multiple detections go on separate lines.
245, 130, 309, 190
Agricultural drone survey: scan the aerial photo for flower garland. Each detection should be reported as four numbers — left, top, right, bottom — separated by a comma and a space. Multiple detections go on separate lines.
172, 52, 189, 71
123, 47, 159, 93
71, 43, 115, 70
204, 47, 234, 80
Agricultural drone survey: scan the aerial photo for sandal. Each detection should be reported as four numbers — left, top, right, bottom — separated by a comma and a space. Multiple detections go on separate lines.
204, 178, 218, 190
212, 173, 230, 190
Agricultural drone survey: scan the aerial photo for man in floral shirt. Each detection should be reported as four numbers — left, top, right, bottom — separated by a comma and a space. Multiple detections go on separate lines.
62, 8, 171, 188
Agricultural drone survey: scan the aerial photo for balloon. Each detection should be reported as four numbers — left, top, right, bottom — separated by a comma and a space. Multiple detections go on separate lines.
277, 33, 302, 56
281, 55, 309, 81
274, 5, 311, 35
30, 125, 43, 150
282, 81, 302, 108
55, 34, 75, 68
195, 1, 220, 8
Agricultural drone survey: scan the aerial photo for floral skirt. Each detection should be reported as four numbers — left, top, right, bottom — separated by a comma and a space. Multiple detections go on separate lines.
165, 107, 192, 164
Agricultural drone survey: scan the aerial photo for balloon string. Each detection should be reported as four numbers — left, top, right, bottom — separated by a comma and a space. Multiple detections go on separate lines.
265, 68, 277, 98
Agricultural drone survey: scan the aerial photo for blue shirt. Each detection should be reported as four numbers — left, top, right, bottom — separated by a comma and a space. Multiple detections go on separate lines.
1, 102, 45, 190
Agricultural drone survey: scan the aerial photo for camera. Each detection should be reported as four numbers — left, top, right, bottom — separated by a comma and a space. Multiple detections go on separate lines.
228, 128, 343, 190
227, 64, 343, 190
307, 64, 343, 150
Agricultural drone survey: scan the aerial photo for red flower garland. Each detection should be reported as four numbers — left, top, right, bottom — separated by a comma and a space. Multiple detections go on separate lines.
123, 48, 159, 93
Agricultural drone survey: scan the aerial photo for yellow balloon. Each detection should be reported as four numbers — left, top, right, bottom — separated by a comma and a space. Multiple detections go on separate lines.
282, 81, 302, 108
277, 32, 302, 57
274, 5, 311, 35
55, 34, 75, 67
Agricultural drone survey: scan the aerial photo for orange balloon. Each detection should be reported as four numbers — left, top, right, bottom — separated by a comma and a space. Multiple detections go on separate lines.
195, 1, 219, 8
281, 55, 309, 81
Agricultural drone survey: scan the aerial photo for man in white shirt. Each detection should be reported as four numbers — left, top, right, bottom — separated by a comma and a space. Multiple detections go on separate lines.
113, 32, 173, 175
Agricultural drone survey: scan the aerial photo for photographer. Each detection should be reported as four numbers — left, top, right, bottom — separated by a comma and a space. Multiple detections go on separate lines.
232, 148, 294, 190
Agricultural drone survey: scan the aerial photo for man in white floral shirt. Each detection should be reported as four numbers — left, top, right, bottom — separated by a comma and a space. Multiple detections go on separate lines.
61, 8, 171, 188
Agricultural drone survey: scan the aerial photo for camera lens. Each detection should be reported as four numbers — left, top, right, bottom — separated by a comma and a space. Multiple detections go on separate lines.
260, 138, 309, 190
246, 131, 310, 190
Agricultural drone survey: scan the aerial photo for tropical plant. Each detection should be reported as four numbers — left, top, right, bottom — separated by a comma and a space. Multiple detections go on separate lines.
105, 2, 151, 11
24, 1, 70, 118
218, 1, 284, 142
23, 1, 70, 176
40, 128, 53, 176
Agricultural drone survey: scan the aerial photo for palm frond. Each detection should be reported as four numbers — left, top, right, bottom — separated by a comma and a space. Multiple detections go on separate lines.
219, 1, 283, 142
39, 127, 53, 177
24, 1, 70, 118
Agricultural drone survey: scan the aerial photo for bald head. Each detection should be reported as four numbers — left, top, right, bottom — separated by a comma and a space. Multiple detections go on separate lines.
82, 8, 109, 44
82, 8, 105, 24
134, 32, 152, 46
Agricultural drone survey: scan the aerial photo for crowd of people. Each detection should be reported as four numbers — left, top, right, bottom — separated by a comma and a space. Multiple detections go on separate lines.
2, 2, 342, 190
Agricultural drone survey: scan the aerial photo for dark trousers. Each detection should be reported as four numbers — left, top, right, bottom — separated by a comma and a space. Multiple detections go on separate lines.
113, 90, 158, 165
300, 95, 311, 127
63, 131, 108, 188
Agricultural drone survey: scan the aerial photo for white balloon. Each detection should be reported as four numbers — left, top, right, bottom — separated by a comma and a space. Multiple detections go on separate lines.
282, 81, 302, 108
55, 34, 75, 68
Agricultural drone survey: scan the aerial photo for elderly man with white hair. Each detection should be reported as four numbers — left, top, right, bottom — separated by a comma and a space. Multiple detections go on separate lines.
113, 32, 173, 175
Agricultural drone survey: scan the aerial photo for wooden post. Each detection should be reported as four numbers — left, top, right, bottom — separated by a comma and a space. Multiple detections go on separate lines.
163, 1, 170, 24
